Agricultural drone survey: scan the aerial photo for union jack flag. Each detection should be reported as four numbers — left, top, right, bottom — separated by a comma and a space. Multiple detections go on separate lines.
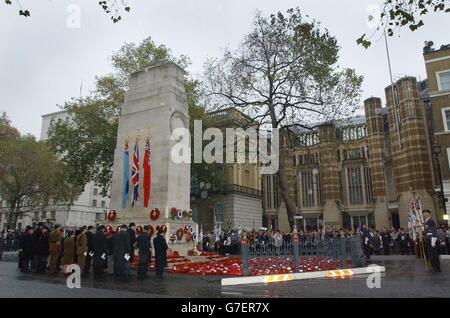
131, 140, 140, 207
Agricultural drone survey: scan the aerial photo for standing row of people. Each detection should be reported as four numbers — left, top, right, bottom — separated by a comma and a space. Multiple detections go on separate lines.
18, 222, 168, 280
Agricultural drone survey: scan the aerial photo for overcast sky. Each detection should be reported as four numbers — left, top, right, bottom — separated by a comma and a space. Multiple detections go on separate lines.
1, 0, 449, 137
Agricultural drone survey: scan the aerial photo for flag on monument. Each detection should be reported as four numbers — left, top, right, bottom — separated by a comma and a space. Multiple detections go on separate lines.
121, 141, 130, 208
143, 137, 151, 209
131, 140, 140, 207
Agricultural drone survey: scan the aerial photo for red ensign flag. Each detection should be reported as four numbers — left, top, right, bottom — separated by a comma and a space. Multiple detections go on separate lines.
143, 137, 151, 208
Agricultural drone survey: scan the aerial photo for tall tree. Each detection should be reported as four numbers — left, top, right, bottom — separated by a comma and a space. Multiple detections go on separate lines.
203, 8, 363, 229
0, 133, 78, 229
358, 0, 450, 48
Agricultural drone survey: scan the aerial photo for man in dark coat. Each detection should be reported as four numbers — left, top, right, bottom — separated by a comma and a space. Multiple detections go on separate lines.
112, 224, 131, 280
20, 226, 34, 272
127, 223, 136, 276
92, 225, 108, 278
84, 226, 95, 274
31, 222, 44, 271
359, 224, 372, 260
153, 228, 168, 278
422, 209, 441, 272
35, 226, 49, 273
137, 225, 151, 280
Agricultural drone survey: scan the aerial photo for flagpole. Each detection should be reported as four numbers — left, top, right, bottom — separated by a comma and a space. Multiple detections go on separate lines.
413, 191, 428, 271
384, 32, 402, 150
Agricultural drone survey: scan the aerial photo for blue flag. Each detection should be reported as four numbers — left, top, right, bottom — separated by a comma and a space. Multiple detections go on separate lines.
121, 142, 130, 209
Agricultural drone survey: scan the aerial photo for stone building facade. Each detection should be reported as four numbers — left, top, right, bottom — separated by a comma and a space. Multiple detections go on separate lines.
423, 42, 450, 225
191, 108, 263, 232
263, 76, 438, 232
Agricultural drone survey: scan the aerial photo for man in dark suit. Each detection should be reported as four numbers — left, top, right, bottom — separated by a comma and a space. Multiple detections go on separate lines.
422, 209, 441, 273
112, 224, 131, 280
92, 225, 108, 278
84, 226, 95, 274
136, 225, 151, 280
126, 223, 136, 276
153, 228, 168, 278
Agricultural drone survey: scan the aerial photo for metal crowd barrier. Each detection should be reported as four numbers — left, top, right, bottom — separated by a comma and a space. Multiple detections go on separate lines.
241, 236, 366, 276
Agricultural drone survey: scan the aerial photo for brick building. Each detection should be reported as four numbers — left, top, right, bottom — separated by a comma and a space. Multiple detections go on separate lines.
263, 76, 439, 232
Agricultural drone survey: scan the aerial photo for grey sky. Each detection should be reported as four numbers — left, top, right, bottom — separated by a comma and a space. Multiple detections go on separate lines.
1, 0, 449, 137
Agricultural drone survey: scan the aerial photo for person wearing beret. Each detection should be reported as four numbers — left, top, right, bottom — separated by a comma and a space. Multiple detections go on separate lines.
76, 226, 88, 274
63, 230, 75, 274
422, 209, 441, 273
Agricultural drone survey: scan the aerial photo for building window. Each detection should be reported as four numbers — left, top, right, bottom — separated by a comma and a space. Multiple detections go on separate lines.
437, 70, 450, 91
301, 171, 314, 207
51, 211, 56, 220
93, 188, 98, 196
348, 167, 363, 205
92, 199, 97, 207
442, 108, 450, 131
41, 211, 46, 219
101, 201, 106, 208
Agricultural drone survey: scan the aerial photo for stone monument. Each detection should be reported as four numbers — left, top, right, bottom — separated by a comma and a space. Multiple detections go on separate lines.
109, 62, 197, 256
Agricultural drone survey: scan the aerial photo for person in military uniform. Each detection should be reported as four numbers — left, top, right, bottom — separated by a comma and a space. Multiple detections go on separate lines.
92, 225, 108, 278
153, 227, 168, 278
398, 228, 410, 255
422, 209, 441, 273
84, 226, 95, 274
137, 225, 151, 280
112, 224, 131, 280
63, 230, 75, 274
76, 226, 88, 273
48, 224, 62, 274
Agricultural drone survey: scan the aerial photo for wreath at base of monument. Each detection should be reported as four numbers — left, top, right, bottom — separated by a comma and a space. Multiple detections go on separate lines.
150, 208, 160, 221
176, 228, 184, 241
170, 207, 177, 220
136, 226, 143, 235
156, 225, 167, 233
186, 233, 193, 243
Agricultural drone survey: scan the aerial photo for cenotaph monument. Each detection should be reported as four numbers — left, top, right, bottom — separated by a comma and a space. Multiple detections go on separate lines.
109, 61, 197, 256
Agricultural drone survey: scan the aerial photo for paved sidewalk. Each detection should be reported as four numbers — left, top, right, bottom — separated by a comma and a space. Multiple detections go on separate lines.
0, 259, 448, 298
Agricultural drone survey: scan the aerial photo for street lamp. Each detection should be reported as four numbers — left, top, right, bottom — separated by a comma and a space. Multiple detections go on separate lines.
432, 142, 448, 224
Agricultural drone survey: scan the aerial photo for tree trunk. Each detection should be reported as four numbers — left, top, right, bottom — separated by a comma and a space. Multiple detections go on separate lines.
276, 138, 297, 231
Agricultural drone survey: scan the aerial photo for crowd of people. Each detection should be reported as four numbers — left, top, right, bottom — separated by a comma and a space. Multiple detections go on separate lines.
2, 216, 449, 277
6, 222, 168, 280
199, 223, 450, 258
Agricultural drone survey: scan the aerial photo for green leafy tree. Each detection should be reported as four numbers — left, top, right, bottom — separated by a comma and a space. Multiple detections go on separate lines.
203, 8, 363, 229
358, 0, 450, 48
0, 112, 19, 141
0, 124, 78, 229
3, 0, 130, 22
